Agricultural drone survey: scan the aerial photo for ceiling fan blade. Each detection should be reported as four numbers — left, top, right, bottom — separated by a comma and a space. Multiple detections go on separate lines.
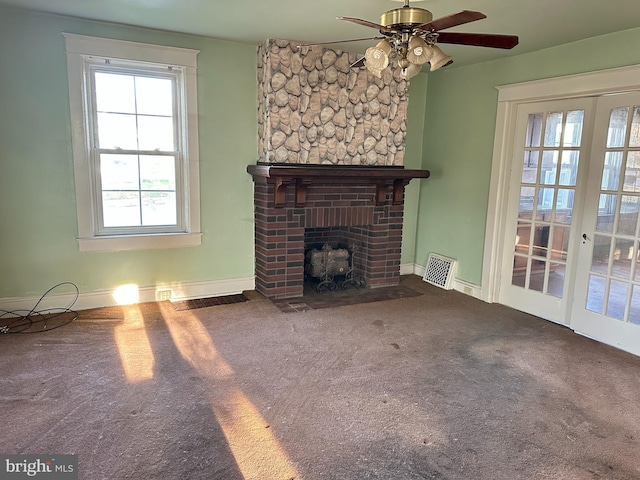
297, 37, 384, 48
436, 32, 519, 49
337, 16, 396, 33
416, 10, 486, 33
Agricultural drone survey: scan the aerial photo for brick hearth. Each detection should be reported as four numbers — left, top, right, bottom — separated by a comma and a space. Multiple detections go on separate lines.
248, 165, 429, 299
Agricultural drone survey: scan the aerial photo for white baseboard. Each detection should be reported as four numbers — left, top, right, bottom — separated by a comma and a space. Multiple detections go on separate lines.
0, 276, 256, 315
402, 263, 483, 300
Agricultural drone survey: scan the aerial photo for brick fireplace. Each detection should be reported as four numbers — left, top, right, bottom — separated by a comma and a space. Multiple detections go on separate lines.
248, 164, 429, 299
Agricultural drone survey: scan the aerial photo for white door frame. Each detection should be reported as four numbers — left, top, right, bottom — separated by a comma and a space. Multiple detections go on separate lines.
483, 64, 640, 304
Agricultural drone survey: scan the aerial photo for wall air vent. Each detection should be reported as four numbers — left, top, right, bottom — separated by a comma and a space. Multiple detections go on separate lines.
423, 253, 456, 290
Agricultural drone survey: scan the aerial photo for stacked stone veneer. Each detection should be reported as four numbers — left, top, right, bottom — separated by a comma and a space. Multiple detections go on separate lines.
254, 183, 404, 299
257, 39, 409, 165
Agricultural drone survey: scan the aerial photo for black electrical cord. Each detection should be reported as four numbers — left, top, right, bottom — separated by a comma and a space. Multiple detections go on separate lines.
0, 282, 79, 334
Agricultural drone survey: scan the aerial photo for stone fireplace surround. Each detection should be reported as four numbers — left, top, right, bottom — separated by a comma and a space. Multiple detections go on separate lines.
248, 164, 430, 299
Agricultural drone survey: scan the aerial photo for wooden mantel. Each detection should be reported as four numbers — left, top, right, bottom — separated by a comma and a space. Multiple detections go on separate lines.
247, 164, 430, 208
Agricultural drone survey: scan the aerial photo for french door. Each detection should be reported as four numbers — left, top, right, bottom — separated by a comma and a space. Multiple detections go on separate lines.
500, 93, 640, 356
571, 92, 640, 355
499, 98, 595, 325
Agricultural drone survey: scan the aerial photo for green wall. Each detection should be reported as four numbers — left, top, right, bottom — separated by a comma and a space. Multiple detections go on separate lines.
417, 27, 640, 286
0, 7, 428, 300
0, 8, 258, 298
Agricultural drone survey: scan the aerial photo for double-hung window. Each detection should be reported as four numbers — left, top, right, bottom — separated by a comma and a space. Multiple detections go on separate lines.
64, 34, 201, 252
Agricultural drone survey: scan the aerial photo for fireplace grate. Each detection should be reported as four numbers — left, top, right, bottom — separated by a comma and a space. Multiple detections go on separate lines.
423, 253, 456, 290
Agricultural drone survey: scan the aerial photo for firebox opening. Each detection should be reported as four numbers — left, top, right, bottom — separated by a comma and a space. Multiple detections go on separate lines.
304, 227, 368, 293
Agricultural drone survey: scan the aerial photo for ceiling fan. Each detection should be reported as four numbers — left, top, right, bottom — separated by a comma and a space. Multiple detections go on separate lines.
304, 0, 519, 79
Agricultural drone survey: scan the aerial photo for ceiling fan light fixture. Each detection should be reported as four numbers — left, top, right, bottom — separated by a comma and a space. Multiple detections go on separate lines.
400, 62, 423, 79
407, 36, 433, 65
364, 39, 391, 72
429, 45, 453, 71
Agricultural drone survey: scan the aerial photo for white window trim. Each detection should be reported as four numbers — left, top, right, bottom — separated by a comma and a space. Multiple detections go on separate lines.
63, 33, 201, 252
482, 64, 640, 303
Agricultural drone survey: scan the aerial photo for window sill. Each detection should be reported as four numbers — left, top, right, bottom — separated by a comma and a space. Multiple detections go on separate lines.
78, 232, 202, 252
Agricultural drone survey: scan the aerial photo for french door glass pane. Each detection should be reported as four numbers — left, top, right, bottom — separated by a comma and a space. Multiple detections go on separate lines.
606, 107, 629, 148
518, 186, 535, 218
606, 279, 628, 320
560, 150, 580, 186
629, 285, 640, 325
617, 195, 640, 236
629, 106, 640, 147
548, 262, 565, 298
612, 238, 634, 279
623, 151, 640, 192
601, 151, 623, 190
596, 194, 617, 232
586, 275, 606, 313
564, 110, 584, 147
591, 235, 611, 274
544, 112, 563, 147
522, 151, 539, 183
515, 221, 531, 253
551, 225, 570, 260
525, 113, 543, 147
541, 150, 558, 184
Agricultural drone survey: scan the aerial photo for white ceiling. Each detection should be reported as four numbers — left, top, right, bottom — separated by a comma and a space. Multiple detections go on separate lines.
2, 0, 640, 67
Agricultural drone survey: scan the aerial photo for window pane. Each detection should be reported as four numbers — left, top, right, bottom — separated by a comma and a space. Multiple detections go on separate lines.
103, 191, 141, 227
135, 76, 173, 116
97, 112, 138, 149
525, 113, 542, 148
560, 150, 579, 186
140, 155, 176, 190
630, 106, 640, 147
522, 151, 538, 183
607, 107, 629, 148
596, 194, 617, 232
142, 192, 176, 226
618, 195, 640, 236
544, 112, 563, 147
137, 116, 175, 151
601, 151, 623, 191
540, 150, 558, 185
623, 151, 640, 192
100, 154, 139, 190
95, 72, 136, 114
564, 110, 584, 147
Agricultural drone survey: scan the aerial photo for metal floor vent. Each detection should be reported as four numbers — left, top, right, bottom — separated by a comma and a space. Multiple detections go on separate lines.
423, 253, 456, 290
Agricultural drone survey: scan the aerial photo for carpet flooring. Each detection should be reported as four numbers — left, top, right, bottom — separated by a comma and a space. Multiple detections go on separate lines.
1, 275, 640, 479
